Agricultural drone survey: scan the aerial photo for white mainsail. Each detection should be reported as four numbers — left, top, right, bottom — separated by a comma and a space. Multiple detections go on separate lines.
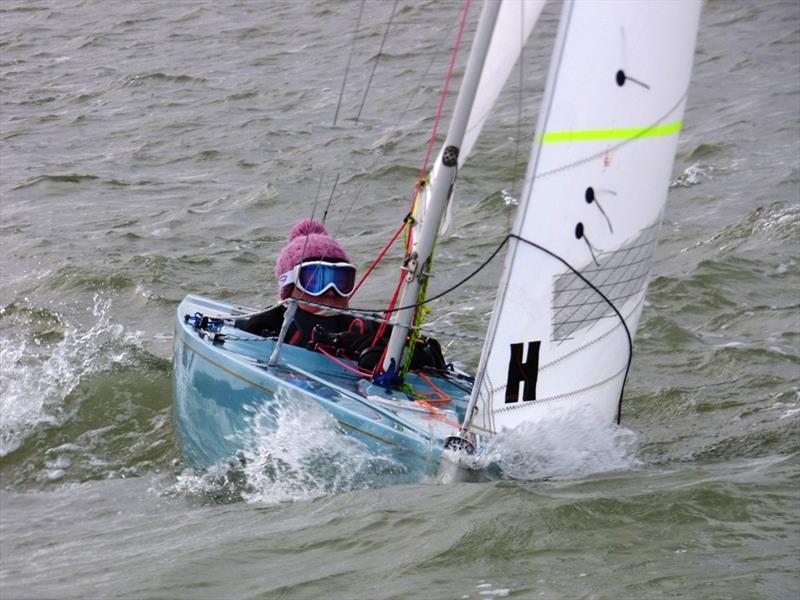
467, 0, 702, 435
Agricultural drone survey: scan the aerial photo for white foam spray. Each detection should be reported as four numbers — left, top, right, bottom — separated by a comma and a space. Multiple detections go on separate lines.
477, 403, 641, 481
170, 389, 409, 505
0, 295, 140, 457
238, 390, 407, 504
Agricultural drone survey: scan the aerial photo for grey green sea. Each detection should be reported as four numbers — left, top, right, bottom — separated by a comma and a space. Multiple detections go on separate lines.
1, 1, 798, 598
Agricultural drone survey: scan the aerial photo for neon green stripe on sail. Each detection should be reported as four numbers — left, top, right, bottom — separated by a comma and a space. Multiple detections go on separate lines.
541, 120, 683, 144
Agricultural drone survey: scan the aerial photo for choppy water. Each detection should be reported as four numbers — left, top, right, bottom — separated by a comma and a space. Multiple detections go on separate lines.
1, 1, 798, 598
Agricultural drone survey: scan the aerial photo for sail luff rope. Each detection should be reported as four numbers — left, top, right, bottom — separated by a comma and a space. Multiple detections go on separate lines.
510, 0, 526, 230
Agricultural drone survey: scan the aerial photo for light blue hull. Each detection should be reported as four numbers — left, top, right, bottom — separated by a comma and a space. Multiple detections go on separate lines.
172, 295, 474, 478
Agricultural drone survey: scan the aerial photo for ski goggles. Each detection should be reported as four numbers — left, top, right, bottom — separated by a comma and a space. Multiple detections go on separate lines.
279, 260, 357, 297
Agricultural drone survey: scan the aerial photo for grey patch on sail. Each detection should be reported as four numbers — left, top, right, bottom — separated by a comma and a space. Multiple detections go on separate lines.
552, 223, 659, 342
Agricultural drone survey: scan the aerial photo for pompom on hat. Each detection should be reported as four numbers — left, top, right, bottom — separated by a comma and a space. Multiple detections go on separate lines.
275, 219, 350, 299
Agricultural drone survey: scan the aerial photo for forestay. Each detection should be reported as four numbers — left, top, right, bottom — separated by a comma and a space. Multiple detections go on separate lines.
468, 0, 702, 435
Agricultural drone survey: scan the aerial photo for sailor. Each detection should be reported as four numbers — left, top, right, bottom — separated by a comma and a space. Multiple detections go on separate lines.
236, 219, 360, 347
236, 218, 445, 371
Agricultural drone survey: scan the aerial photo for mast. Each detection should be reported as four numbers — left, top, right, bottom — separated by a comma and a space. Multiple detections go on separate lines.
382, 0, 502, 375
458, 0, 576, 438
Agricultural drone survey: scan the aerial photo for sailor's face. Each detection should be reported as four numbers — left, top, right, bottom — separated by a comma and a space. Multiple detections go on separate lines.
291, 286, 350, 313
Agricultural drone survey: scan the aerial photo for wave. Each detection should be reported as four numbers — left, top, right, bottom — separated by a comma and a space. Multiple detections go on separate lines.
0, 296, 177, 488
671, 161, 714, 188
120, 72, 208, 87
686, 202, 799, 252
11, 173, 99, 189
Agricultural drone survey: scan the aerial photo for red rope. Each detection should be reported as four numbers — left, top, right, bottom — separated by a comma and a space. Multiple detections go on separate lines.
411, 0, 472, 210
344, 0, 473, 378
316, 346, 373, 378
372, 268, 406, 348
350, 218, 406, 299
416, 399, 461, 429
416, 0, 472, 181
416, 371, 451, 404
376, 0, 473, 354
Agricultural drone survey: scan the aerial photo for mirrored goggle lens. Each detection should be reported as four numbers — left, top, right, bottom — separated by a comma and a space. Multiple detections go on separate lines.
297, 263, 356, 296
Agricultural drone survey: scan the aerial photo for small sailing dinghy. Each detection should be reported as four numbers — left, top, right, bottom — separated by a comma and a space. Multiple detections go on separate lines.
173, 0, 701, 479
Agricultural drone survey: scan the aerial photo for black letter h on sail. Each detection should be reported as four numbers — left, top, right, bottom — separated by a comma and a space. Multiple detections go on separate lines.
505, 341, 541, 403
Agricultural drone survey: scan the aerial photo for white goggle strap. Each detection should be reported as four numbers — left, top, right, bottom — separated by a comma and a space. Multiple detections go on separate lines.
278, 265, 298, 291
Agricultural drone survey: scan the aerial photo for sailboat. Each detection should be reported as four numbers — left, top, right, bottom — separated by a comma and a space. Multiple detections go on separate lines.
172, 0, 702, 479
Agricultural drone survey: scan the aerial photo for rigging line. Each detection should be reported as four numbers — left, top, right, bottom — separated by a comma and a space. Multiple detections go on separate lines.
371, 269, 408, 373
355, 0, 400, 124
416, 400, 461, 428
316, 345, 373, 377
297, 174, 337, 266
309, 173, 325, 222
333, 0, 366, 128
350, 217, 407, 299
374, 0, 472, 351
346, 233, 509, 315
329, 32, 449, 245
332, 184, 364, 241
416, 0, 473, 186
416, 371, 451, 404
321, 173, 340, 225
295, 174, 338, 269
328, 11, 457, 280
218, 310, 483, 342
288, 299, 484, 341
339, 231, 632, 422
498, 234, 633, 425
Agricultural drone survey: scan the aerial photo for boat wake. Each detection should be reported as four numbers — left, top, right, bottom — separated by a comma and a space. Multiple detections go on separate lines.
173, 401, 641, 502
477, 404, 641, 481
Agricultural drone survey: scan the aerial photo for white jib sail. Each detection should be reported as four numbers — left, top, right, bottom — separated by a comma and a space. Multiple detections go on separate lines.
468, 0, 702, 436
459, 0, 547, 166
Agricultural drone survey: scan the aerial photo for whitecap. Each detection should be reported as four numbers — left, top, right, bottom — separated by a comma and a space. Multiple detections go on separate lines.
0, 295, 140, 456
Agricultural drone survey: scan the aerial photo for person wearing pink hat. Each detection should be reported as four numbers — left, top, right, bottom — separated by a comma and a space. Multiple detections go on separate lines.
236, 219, 363, 347
236, 219, 446, 372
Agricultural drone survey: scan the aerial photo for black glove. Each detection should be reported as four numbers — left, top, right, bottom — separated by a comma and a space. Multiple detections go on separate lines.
330, 318, 386, 359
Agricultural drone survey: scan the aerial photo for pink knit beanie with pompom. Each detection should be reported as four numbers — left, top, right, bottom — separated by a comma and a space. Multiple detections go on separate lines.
275, 219, 350, 299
